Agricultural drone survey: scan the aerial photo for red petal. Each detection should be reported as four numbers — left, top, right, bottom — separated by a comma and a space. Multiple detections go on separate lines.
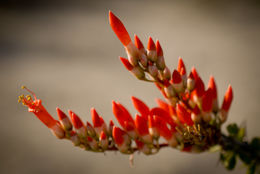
177, 58, 186, 75
119, 57, 133, 71
156, 40, 163, 56
117, 102, 135, 125
91, 108, 103, 127
131, 96, 150, 120
172, 70, 182, 84
191, 67, 199, 80
208, 76, 217, 99
134, 34, 144, 50
154, 116, 172, 140
135, 139, 144, 149
112, 126, 125, 145
176, 104, 193, 126
202, 89, 213, 112
194, 77, 205, 97
109, 11, 131, 46
56, 107, 68, 120
124, 121, 135, 131
221, 85, 233, 111
100, 131, 107, 140
135, 114, 149, 136
150, 107, 176, 128
68, 110, 84, 129
147, 37, 156, 51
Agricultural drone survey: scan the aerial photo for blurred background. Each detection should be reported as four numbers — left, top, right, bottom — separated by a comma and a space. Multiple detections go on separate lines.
1, 0, 260, 173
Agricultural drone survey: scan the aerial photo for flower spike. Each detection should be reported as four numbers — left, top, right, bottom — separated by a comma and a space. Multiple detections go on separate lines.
18, 12, 240, 167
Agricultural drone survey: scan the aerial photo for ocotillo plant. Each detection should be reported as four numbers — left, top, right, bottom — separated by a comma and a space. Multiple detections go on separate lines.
18, 11, 260, 174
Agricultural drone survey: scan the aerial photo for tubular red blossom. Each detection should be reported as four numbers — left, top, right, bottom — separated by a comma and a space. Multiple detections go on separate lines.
222, 85, 233, 112
150, 107, 176, 129
69, 110, 84, 129
177, 58, 186, 76
112, 101, 127, 128
112, 101, 135, 130
156, 98, 170, 112
112, 126, 125, 146
135, 114, 149, 136
124, 121, 135, 131
176, 103, 194, 126
119, 57, 133, 71
134, 34, 144, 50
131, 96, 150, 120
109, 11, 131, 46
154, 116, 172, 140
117, 102, 135, 125
19, 87, 57, 129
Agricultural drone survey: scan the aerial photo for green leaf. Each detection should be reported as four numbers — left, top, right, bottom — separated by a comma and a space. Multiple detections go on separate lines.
247, 163, 256, 174
238, 152, 251, 165
237, 127, 245, 141
227, 124, 239, 137
209, 145, 221, 153
251, 138, 260, 151
222, 151, 237, 170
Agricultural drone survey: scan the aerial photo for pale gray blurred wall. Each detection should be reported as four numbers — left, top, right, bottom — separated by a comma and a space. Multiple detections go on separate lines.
1, 0, 260, 174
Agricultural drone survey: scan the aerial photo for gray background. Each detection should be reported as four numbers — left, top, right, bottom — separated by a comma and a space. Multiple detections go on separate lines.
1, 0, 260, 173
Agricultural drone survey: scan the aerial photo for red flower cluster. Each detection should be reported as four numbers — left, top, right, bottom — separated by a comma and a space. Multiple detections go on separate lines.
18, 11, 233, 155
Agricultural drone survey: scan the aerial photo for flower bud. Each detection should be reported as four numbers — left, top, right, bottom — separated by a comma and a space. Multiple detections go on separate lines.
163, 67, 171, 80
99, 131, 108, 150
69, 110, 86, 138
135, 140, 152, 155
139, 53, 148, 68
56, 107, 72, 131
148, 115, 160, 139
91, 108, 108, 136
164, 84, 175, 98
134, 34, 145, 54
87, 137, 98, 150
86, 121, 96, 137
187, 72, 195, 91
131, 66, 145, 79
156, 40, 165, 70
172, 70, 184, 93
125, 42, 139, 66
135, 114, 153, 144
147, 37, 157, 62
51, 122, 65, 139
148, 65, 158, 78
70, 131, 80, 146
